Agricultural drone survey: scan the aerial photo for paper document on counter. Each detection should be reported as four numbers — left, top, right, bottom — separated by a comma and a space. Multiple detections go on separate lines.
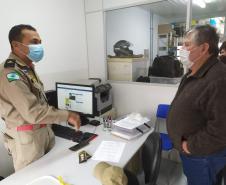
114, 113, 150, 130
92, 141, 126, 163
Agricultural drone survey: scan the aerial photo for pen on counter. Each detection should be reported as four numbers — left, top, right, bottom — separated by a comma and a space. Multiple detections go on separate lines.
144, 123, 150, 128
136, 127, 143, 134
108, 115, 112, 124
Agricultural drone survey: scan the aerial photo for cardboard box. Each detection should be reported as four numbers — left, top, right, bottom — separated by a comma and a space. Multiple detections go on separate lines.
158, 24, 172, 34
107, 58, 147, 81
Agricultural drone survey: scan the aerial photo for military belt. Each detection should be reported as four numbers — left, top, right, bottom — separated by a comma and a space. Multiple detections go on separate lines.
16, 124, 46, 131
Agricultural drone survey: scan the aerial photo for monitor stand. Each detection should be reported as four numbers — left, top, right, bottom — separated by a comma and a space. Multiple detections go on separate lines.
79, 113, 90, 126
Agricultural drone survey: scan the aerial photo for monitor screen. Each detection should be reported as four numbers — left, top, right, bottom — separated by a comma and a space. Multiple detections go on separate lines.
56, 83, 94, 116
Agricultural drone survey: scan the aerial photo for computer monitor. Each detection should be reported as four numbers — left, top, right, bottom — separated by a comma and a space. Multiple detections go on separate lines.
56, 82, 94, 117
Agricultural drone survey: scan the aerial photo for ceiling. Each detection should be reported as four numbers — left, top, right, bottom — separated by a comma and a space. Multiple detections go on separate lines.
140, 0, 226, 20
192, 0, 226, 19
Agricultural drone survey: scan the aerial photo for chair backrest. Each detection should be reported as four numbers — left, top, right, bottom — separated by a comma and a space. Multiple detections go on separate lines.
155, 104, 173, 151
156, 104, 170, 118
142, 132, 162, 185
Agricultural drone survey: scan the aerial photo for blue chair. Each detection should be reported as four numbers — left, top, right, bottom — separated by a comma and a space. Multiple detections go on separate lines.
156, 104, 170, 119
155, 104, 187, 185
155, 104, 173, 151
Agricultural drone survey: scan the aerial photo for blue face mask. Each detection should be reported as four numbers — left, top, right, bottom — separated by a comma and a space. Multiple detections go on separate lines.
27, 44, 44, 63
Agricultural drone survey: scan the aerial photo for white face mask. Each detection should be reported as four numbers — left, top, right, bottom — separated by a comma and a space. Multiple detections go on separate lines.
179, 49, 194, 68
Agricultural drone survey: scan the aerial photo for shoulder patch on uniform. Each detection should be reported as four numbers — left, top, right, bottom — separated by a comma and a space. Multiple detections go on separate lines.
6, 72, 20, 82
4, 59, 16, 68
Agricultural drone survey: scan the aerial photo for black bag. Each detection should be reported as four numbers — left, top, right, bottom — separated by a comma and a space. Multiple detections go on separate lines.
149, 55, 184, 78
136, 76, 150, 83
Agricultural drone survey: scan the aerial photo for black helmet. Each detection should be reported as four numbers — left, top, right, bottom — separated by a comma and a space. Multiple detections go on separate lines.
114, 40, 133, 57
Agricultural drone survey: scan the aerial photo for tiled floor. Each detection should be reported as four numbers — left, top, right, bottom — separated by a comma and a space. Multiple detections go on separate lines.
157, 158, 187, 185
136, 157, 187, 185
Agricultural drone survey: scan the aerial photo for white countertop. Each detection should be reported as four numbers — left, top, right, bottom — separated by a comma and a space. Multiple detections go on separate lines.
0, 124, 153, 185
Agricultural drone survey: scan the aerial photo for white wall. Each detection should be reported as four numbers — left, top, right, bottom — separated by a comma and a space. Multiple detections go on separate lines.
0, 0, 88, 177
0, 0, 88, 90
106, 6, 150, 56
110, 82, 178, 121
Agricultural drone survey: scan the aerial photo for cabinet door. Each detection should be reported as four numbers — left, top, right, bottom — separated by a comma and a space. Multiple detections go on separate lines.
103, 0, 162, 10
86, 12, 106, 79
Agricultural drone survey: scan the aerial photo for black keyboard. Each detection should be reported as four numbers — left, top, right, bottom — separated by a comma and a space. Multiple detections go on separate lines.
52, 124, 83, 143
52, 124, 97, 143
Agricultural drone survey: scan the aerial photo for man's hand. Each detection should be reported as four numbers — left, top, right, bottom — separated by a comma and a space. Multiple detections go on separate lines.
67, 112, 81, 130
182, 140, 191, 154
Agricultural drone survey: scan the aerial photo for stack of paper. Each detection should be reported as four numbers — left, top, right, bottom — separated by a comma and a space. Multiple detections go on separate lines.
114, 116, 150, 130
111, 113, 153, 140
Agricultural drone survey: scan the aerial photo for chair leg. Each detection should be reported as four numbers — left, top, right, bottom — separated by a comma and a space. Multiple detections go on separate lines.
215, 169, 224, 185
223, 166, 226, 185
124, 170, 140, 185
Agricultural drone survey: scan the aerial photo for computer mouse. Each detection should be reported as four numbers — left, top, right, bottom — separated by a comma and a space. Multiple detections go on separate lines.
89, 120, 100, 126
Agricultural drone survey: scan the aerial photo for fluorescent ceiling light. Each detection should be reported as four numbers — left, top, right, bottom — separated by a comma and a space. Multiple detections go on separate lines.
193, 0, 206, 8
178, 0, 206, 8
204, 0, 216, 3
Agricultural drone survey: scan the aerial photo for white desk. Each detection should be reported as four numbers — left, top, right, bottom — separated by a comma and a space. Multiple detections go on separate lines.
0, 124, 153, 185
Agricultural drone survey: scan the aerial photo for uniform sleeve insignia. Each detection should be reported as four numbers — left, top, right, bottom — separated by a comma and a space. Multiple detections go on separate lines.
6, 72, 20, 82
4, 59, 16, 68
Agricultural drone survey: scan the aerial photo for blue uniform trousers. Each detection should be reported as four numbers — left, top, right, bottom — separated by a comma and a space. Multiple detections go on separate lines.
180, 148, 226, 185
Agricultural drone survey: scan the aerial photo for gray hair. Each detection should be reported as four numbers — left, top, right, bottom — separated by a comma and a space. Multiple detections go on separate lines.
186, 24, 219, 57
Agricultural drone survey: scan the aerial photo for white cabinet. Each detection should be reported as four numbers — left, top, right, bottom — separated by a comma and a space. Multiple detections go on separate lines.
86, 12, 106, 80
157, 24, 178, 56
158, 33, 169, 56
107, 58, 148, 81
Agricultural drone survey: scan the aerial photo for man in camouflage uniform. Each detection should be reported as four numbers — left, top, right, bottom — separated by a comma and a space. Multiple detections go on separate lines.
0, 24, 80, 171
